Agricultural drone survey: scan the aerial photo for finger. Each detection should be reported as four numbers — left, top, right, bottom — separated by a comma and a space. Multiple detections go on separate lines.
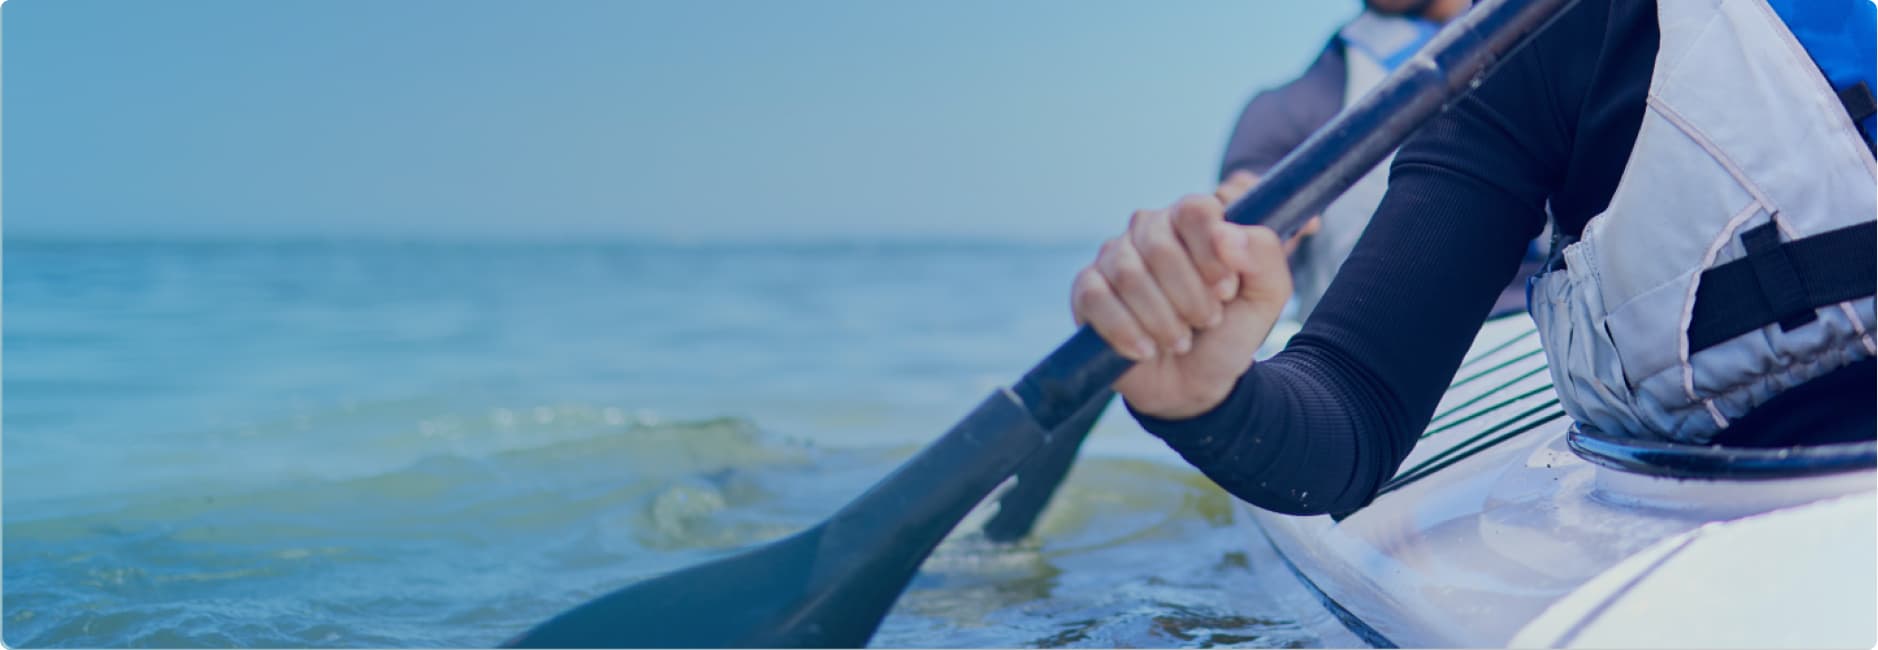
1170, 197, 1236, 301
1214, 221, 1253, 278
1134, 204, 1223, 330
1215, 170, 1260, 205
1281, 216, 1322, 257
1298, 215, 1323, 237
1243, 225, 1286, 264
1072, 264, 1158, 361
1099, 234, 1192, 355
1277, 217, 1322, 259
1233, 225, 1293, 300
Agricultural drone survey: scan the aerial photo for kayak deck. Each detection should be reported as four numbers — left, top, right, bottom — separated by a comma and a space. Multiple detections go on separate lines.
1239, 315, 1877, 648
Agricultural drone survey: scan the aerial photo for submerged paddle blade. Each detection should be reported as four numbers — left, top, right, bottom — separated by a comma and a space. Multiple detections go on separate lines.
505, 525, 832, 648
506, 388, 1052, 648
981, 388, 1110, 542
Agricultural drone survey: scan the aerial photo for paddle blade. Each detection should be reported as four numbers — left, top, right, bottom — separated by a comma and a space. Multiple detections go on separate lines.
981, 388, 1111, 542
506, 388, 1053, 648
504, 525, 874, 648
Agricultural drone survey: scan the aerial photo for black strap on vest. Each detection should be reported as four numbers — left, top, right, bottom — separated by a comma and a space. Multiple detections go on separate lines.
1742, 222, 1820, 331
1688, 221, 1876, 354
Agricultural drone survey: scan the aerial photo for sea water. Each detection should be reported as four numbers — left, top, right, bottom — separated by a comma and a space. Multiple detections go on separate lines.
2, 239, 1316, 648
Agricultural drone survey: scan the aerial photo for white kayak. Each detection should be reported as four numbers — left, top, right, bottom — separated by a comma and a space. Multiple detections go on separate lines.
1238, 314, 1877, 648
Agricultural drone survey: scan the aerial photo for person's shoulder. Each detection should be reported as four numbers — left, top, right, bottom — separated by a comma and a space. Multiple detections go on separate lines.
1276, 35, 1347, 118
1219, 35, 1349, 178
1268, 31, 1343, 95
1505, 0, 1636, 82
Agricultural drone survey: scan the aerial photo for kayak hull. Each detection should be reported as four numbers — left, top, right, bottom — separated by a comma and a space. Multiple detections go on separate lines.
1238, 315, 1877, 648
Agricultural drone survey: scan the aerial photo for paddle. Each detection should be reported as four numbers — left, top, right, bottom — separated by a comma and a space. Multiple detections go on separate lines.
504, 1, 1578, 646
981, 388, 1110, 542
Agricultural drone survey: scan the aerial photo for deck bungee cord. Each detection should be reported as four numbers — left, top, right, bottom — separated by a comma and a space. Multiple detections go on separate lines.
1380, 403, 1567, 496
1424, 368, 1552, 434
1327, 318, 1564, 514
1444, 345, 1544, 391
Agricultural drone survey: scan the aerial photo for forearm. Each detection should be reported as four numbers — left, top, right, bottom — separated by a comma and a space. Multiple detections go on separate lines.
1131, 351, 1379, 516
1134, 159, 1547, 516
1125, 0, 1589, 518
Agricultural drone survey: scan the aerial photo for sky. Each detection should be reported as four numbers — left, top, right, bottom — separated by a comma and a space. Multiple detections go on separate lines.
3, 1, 1354, 242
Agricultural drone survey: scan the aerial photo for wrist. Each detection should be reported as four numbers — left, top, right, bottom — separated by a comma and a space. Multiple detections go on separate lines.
1126, 381, 1235, 421
1128, 371, 1259, 445
1127, 369, 1246, 420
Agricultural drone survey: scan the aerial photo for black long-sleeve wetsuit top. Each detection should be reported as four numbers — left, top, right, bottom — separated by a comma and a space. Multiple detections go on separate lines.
1135, 0, 1877, 517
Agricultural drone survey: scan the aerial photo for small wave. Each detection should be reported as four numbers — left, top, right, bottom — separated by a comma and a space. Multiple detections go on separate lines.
2, 412, 836, 647
10, 413, 824, 553
7, 414, 1308, 649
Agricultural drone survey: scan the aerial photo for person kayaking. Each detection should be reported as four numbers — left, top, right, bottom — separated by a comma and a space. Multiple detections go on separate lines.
1072, 0, 1877, 516
1217, 0, 1560, 321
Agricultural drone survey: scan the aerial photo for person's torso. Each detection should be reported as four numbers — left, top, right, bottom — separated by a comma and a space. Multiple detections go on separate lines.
1529, 0, 1877, 444
1536, 0, 1872, 237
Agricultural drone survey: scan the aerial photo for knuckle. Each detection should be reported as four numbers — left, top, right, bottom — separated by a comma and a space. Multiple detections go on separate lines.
1137, 230, 1182, 262
1070, 270, 1092, 300
1112, 249, 1149, 279
1073, 268, 1108, 300
1127, 210, 1155, 230
1175, 193, 1224, 218
1106, 263, 1145, 293
1171, 205, 1209, 230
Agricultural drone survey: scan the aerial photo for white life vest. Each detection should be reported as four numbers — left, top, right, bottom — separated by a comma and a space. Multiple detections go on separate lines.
1293, 11, 1434, 319
1528, 0, 1878, 443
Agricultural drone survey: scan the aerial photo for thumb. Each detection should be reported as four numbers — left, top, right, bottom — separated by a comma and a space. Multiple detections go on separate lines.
1282, 216, 1323, 258
1219, 225, 1292, 303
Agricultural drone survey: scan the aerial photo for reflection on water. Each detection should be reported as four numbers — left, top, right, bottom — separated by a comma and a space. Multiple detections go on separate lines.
4, 240, 1315, 647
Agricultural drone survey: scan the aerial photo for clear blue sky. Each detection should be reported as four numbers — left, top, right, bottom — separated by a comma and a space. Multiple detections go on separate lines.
3, 1, 1353, 241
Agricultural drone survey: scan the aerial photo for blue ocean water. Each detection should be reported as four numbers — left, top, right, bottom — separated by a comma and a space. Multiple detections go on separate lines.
2, 239, 1314, 648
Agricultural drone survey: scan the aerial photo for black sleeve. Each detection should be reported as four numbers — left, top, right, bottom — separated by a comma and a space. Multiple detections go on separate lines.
1218, 38, 1348, 181
1136, 1, 1602, 516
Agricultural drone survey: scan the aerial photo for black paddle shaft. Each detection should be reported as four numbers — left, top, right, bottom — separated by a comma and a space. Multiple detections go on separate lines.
1012, 0, 1577, 431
